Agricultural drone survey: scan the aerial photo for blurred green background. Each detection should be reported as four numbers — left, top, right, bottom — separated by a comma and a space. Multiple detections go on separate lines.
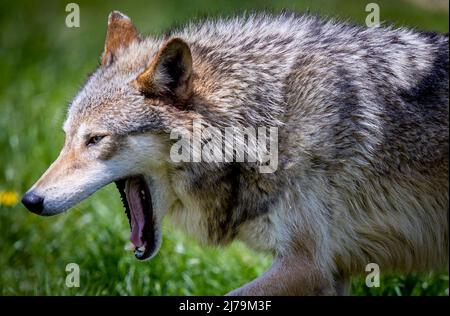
0, 0, 448, 296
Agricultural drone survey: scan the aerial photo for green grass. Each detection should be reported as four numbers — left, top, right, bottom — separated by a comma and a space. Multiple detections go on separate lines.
0, 0, 448, 296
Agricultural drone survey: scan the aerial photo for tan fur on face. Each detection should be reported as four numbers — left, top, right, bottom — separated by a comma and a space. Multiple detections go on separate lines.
97, 135, 127, 160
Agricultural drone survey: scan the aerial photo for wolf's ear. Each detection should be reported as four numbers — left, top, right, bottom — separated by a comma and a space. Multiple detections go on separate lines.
135, 38, 193, 102
101, 11, 140, 66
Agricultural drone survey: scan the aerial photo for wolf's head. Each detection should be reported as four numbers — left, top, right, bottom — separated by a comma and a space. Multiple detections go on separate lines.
22, 11, 195, 260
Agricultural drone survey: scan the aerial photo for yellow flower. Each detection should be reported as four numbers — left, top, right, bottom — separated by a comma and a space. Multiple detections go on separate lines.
0, 190, 19, 207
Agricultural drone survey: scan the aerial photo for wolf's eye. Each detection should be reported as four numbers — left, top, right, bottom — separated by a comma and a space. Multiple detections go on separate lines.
86, 135, 105, 147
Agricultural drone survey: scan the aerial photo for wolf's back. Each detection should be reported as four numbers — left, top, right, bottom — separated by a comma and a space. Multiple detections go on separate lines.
175, 14, 448, 175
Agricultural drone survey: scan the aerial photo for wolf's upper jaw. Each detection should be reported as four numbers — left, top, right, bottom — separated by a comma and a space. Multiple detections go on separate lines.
115, 176, 157, 260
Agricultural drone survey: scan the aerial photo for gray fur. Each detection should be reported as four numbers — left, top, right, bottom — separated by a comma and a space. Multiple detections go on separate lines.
37, 12, 449, 295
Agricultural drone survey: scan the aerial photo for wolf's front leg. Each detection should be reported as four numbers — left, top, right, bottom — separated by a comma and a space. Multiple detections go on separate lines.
227, 256, 335, 296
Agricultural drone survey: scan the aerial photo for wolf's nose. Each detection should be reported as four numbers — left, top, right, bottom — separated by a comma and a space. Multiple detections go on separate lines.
22, 192, 44, 215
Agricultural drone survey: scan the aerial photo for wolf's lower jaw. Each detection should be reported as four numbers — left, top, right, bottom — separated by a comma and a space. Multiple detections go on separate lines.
115, 175, 158, 260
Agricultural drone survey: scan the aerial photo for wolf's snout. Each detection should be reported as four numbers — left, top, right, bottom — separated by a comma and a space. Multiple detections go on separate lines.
22, 191, 44, 215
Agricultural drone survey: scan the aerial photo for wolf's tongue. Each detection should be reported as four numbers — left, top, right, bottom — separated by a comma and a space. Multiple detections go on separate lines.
125, 179, 145, 248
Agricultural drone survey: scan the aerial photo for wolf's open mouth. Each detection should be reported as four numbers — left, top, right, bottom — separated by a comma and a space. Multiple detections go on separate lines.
115, 176, 156, 260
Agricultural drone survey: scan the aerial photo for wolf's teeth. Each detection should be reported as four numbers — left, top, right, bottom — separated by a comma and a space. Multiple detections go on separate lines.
134, 246, 146, 259
138, 246, 146, 252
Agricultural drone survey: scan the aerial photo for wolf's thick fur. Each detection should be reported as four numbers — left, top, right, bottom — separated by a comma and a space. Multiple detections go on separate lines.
24, 12, 448, 295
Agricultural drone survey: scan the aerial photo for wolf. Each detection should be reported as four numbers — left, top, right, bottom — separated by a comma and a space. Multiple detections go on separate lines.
22, 11, 448, 295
